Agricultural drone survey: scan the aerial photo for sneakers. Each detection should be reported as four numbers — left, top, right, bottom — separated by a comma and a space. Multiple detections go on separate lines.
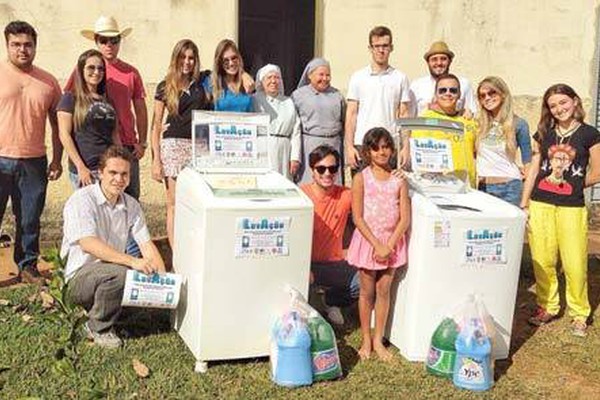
571, 320, 587, 338
324, 305, 345, 326
528, 307, 558, 326
20, 265, 46, 285
84, 322, 123, 349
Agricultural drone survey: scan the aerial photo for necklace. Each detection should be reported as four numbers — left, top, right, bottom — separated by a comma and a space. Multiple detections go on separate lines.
555, 121, 580, 145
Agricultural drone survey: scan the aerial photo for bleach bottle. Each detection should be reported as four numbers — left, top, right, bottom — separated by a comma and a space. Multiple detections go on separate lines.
272, 311, 313, 387
307, 310, 342, 381
452, 318, 493, 391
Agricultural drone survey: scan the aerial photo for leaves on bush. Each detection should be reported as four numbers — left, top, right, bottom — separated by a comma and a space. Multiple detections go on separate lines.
132, 359, 150, 378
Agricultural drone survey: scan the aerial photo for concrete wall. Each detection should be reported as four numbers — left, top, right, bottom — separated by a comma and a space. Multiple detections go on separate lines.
0, 0, 238, 84
0, 0, 598, 105
321, 0, 600, 100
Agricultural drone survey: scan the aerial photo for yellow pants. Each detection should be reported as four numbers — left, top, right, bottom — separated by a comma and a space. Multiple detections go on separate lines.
528, 200, 590, 321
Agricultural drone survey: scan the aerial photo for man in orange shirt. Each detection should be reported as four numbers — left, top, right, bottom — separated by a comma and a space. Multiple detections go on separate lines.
301, 145, 359, 325
0, 21, 63, 284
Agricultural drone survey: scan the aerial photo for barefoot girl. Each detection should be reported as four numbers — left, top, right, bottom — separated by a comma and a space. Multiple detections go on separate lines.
347, 127, 411, 360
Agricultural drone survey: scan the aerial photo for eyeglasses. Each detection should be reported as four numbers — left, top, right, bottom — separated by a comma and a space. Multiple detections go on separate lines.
314, 165, 339, 174
222, 55, 239, 65
437, 87, 459, 95
85, 65, 105, 73
97, 36, 121, 45
478, 89, 499, 100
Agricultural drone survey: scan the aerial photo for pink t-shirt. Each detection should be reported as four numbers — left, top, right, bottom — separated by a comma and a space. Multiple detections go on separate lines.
0, 61, 61, 158
65, 58, 145, 145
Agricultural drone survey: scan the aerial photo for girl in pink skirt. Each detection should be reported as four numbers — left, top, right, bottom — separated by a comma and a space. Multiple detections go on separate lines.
347, 127, 411, 361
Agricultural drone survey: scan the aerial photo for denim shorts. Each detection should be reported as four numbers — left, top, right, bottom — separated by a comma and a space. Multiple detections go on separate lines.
479, 178, 523, 206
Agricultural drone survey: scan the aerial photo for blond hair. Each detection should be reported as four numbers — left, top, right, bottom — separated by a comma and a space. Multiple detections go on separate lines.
476, 76, 517, 162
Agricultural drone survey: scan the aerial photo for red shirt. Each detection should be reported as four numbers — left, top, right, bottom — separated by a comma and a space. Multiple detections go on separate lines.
301, 184, 352, 262
64, 58, 145, 145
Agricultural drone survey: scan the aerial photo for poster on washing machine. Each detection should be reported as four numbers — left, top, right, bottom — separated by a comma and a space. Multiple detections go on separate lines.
410, 137, 453, 173
462, 228, 508, 265
235, 217, 291, 258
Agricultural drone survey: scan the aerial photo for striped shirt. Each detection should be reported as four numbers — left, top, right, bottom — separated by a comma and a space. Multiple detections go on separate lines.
60, 183, 150, 280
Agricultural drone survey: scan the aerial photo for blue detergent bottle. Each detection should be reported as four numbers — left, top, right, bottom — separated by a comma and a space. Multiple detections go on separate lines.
452, 318, 493, 391
273, 311, 313, 387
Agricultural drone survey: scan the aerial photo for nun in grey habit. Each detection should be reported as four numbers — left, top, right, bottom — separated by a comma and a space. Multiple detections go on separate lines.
291, 58, 345, 184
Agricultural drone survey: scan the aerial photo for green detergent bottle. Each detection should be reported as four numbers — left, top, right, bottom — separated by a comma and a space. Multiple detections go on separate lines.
307, 311, 343, 381
426, 317, 459, 378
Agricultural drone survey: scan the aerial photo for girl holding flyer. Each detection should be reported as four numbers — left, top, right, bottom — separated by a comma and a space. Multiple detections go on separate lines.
347, 127, 411, 361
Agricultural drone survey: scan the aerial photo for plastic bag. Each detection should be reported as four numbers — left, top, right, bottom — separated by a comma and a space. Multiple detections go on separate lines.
270, 286, 342, 385
453, 294, 497, 348
452, 294, 495, 391
270, 310, 313, 387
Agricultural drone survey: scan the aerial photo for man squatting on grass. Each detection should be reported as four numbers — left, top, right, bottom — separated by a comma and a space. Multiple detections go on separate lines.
61, 146, 165, 348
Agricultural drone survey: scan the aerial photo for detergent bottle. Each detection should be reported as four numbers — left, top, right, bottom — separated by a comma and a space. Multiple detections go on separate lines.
307, 310, 342, 381
272, 311, 313, 387
426, 317, 459, 378
452, 318, 493, 391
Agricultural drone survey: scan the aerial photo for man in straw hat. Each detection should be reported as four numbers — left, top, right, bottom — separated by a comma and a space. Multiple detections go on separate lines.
0, 21, 63, 284
65, 16, 147, 201
409, 41, 477, 117
345, 26, 411, 170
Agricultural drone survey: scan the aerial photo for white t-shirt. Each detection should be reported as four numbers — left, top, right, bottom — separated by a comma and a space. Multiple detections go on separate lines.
346, 65, 410, 145
476, 122, 522, 179
409, 74, 477, 117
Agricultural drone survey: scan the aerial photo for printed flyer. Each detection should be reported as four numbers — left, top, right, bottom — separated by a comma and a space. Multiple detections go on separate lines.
235, 216, 291, 258
121, 270, 182, 309
209, 123, 258, 159
410, 137, 453, 173
462, 228, 508, 265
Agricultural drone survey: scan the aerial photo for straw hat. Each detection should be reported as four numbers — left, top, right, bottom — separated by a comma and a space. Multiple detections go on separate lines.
81, 16, 132, 40
423, 41, 455, 61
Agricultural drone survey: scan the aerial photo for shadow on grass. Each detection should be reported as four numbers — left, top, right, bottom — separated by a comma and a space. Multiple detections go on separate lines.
117, 307, 173, 338
495, 245, 600, 380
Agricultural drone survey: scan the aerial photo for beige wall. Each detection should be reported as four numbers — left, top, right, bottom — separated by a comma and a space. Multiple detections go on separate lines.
0, 0, 598, 102
321, 0, 600, 100
0, 0, 238, 84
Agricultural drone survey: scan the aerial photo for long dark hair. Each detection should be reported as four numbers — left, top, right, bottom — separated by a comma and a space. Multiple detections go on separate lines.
73, 49, 107, 129
537, 84, 585, 140
361, 127, 396, 166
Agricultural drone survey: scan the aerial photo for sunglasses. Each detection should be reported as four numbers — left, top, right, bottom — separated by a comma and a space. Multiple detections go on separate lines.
85, 65, 105, 73
222, 55, 239, 65
437, 86, 459, 95
97, 36, 121, 45
478, 89, 499, 100
314, 165, 339, 174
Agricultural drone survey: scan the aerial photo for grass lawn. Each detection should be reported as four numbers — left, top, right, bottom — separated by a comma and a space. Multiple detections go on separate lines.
1, 158, 600, 398
1, 253, 600, 398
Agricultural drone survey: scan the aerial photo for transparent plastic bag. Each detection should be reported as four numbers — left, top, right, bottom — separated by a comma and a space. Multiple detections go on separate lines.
451, 294, 495, 391
270, 286, 343, 383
